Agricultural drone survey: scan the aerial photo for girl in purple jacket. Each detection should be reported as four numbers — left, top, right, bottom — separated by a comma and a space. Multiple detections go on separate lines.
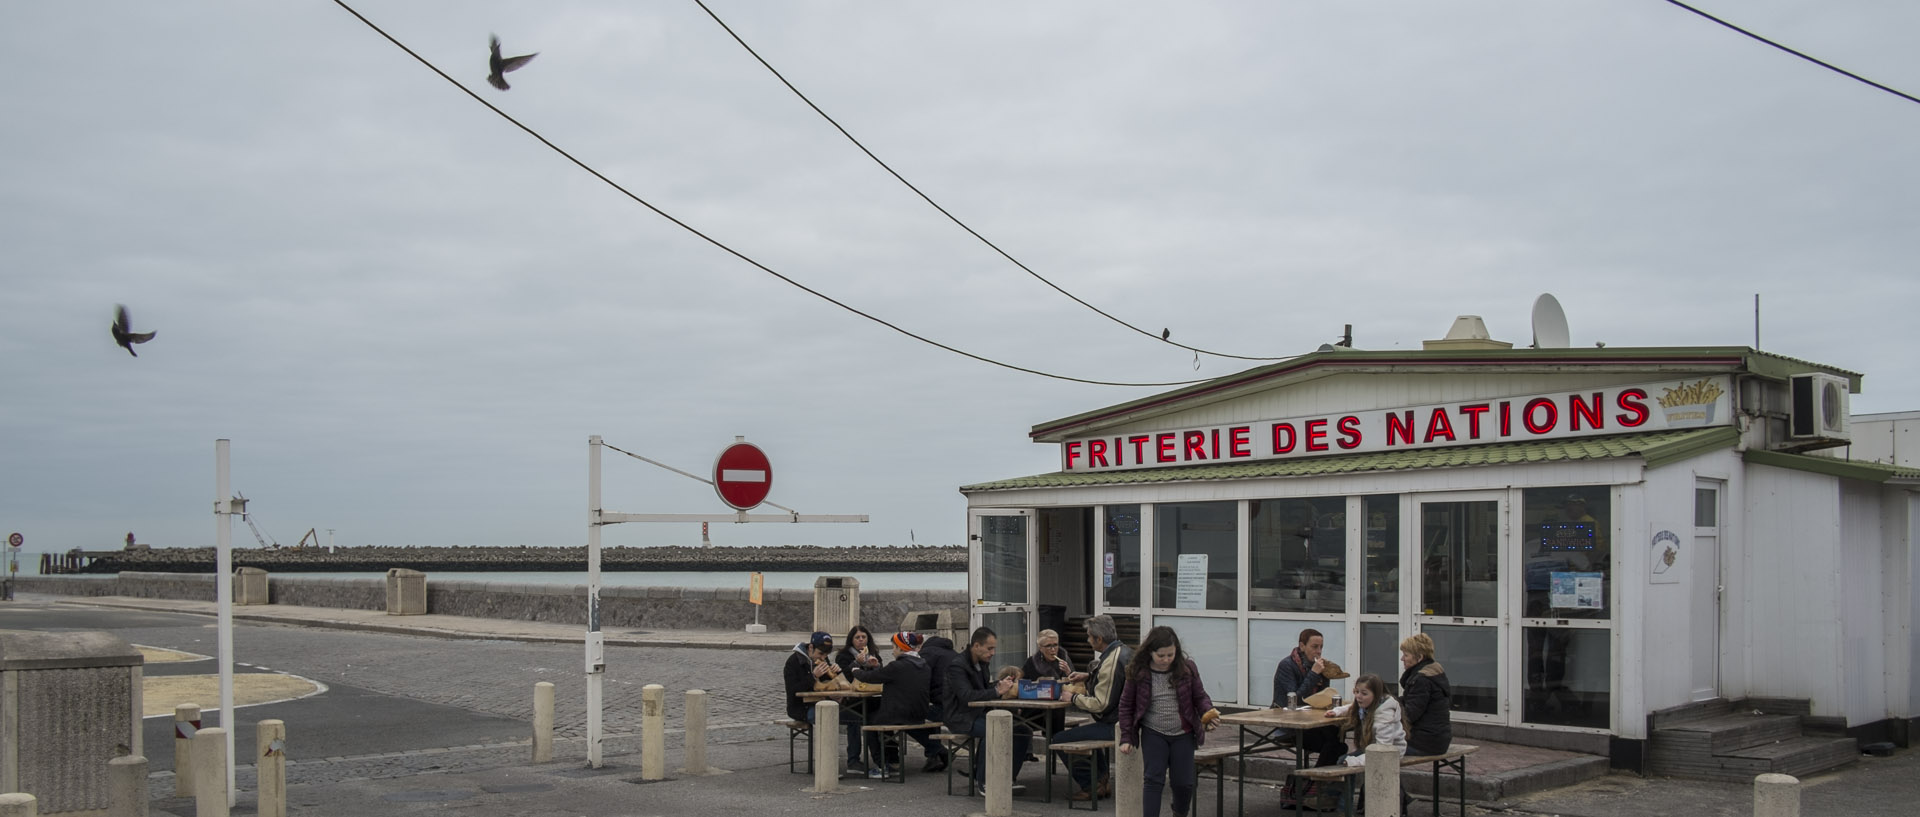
1118, 626, 1221, 817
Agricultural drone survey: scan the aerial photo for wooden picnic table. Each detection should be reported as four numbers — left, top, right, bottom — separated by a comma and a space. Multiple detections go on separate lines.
1216, 707, 1344, 817
970, 698, 1075, 802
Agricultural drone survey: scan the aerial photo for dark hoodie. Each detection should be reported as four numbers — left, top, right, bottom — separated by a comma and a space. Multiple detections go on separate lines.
1398, 657, 1453, 756
921, 636, 961, 709
784, 643, 828, 721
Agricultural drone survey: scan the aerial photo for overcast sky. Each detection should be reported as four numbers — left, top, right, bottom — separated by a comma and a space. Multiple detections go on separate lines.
3, 1, 1916, 554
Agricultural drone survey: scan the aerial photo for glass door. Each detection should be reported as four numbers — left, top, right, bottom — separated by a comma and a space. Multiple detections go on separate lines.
1412, 493, 1506, 721
970, 509, 1034, 674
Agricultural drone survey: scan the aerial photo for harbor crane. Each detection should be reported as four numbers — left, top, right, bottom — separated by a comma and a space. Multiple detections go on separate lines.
233, 492, 279, 549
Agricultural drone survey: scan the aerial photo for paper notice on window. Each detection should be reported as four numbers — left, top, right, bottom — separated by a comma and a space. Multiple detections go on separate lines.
1176, 554, 1209, 609
1550, 571, 1605, 610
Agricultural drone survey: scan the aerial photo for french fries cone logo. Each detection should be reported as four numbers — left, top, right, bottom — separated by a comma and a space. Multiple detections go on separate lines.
1657, 378, 1725, 427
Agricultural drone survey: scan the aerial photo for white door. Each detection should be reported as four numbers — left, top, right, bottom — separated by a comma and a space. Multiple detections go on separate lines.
1410, 493, 1508, 723
1691, 481, 1723, 700
969, 509, 1035, 674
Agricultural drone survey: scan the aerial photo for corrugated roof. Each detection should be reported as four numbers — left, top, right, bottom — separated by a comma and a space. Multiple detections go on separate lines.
963, 427, 1737, 492
1744, 449, 1920, 484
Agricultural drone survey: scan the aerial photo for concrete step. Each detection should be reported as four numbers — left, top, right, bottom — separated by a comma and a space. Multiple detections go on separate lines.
1654, 713, 1801, 755
1648, 697, 1735, 731
1651, 735, 1858, 783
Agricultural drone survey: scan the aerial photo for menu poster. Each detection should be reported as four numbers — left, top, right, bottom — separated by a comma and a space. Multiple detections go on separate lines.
1175, 554, 1208, 609
1550, 571, 1605, 610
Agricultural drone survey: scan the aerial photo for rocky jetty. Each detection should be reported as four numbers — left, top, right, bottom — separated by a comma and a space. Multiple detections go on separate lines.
66, 544, 967, 574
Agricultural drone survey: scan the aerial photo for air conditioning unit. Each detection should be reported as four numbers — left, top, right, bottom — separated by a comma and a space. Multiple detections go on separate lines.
1790, 373, 1851, 441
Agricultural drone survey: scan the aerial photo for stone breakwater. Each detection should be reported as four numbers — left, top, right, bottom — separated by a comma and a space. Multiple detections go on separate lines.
67, 544, 967, 574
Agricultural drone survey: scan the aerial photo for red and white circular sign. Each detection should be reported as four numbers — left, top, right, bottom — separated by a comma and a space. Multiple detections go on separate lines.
712, 442, 773, 511
6, 533, 20, 549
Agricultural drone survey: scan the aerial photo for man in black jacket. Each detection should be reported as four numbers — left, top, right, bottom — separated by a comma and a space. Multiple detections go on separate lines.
850, 631, 946, 778
943, 626, 1032, 794
783, 630, 864, 771
1270, 627, 1342, 769
920, 634, 961, 772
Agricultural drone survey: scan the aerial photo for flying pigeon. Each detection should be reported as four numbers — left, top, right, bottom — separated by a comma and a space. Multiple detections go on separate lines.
487, 35, 537, 91
110, 305, 155, 357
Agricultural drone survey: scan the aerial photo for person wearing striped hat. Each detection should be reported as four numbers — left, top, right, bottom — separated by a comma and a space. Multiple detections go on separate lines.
849, 630, 946, 778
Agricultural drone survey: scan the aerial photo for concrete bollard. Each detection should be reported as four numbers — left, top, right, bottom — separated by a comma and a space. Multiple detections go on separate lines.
1114, 738, 1143, 817
811, 701, 840, 793
0, 793, 37, 817
532, 682, 555, 763
1364, 743, 1404, 817
682, 690, 709, 775
257, 720, 286, 817
173, 704, 201, 798
108, 755, 149, 817
192, 727, 228, 817
1754, 773, 1800, 817
641, 684, 667, 780
984, 709, 1013, 816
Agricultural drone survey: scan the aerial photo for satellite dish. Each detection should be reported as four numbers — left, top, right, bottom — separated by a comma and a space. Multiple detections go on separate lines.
1531, 293, 1570, 349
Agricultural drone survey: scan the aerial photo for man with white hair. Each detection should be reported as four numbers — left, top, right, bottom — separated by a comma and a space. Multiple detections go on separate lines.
1053, 614, 1132, 800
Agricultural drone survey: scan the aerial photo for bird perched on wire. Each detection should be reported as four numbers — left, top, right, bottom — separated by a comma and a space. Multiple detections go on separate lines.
1161, 328, 1171, 340
110, 305, 155, 357
487, 35, 537, 90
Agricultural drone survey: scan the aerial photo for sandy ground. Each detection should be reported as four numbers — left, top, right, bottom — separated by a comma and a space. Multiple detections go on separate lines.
142, 673, 323, 717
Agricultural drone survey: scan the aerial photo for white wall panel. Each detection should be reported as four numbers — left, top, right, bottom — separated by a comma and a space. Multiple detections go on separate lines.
1741, 465, 1842, 712
1840, 482, 1886, 723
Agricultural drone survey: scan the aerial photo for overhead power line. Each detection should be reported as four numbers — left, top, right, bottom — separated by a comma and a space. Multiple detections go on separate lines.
691, 0, 1290, 362
328, 0, 1217, 388
1664, 0, 1920, 107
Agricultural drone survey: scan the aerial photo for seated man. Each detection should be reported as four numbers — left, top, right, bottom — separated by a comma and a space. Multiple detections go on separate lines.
784, 630, 864, 772
941, 625, 1032, 795
850, 631, 946, 778
1271, 628, 1342, 768
1051, 614, 1132, 800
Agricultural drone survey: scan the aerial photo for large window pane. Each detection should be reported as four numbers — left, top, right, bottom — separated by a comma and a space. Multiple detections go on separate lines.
981, 611, 1028, 676
1154, 502, 1238, 611
1250, 497, 1346, 613
1360, 622, 1402, 694
1250, 619, 1347, 708
1521, 487, 1611, 620
1420, 501, 1500, 618
1363, 496, 1401, 615
1103, 504, 1142, 608
980, 514, 1029, 605
1523, 627, 1610, 728
1423, 624, 1498, 715
1158, 615, 1240, 704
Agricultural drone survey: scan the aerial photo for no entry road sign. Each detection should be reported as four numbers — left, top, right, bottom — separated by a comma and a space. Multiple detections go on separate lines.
713, 441, 773, 511
6, 533, 19, 549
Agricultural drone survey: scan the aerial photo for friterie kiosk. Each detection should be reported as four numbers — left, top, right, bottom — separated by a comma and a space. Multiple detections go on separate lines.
960, 330, 1918, 774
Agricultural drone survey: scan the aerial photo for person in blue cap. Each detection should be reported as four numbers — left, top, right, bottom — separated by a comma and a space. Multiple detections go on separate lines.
785, 630, 865, 772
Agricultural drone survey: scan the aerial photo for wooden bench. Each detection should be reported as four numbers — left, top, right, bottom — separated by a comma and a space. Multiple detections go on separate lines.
932, 731, 978, 796
1281, 744, 1480, 817
1193, 744, 1241, 817
1291, 765, 1366, 816
1048, 739, 1115, 811
783, 720, 812, 774
860, 722, 943, 784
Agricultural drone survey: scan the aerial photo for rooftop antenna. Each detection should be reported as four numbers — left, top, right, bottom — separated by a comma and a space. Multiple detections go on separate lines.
1754, 293, 1761, 349
1530, 293, 1571, 349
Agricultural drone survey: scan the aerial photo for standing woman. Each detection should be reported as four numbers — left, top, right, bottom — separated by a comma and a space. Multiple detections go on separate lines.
1117, 626, 1221, 817
1397, 633, 1453, 757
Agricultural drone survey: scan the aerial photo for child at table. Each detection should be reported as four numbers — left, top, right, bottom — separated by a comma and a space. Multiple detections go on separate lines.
1324, 673, 1406, 765
1117, 626, 1221, 817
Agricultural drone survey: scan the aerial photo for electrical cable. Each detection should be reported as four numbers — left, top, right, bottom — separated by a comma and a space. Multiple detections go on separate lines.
601, 440, 800, 514
1664, 0, 1920, 107
328, 0, 1217, 388
692, 0, 1292, 362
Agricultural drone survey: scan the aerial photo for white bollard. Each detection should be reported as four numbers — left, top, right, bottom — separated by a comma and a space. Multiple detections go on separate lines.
682, 690, 709, 775
642, 684, 667, 780
0, 793, 36, 817
532, 682, 555, 763
1114, 738, 1143, 817
192, 727, 228, 817
108, 755, 149, 817
256, 720, 286, 817
1364, 743, 1404, 817
984, 710, 1013, 816
1754, 773, 1800, 817
174, 704, 201, 798
812, 701, 840, 793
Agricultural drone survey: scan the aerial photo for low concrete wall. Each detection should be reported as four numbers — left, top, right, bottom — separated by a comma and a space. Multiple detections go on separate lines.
16, 573, 964, 634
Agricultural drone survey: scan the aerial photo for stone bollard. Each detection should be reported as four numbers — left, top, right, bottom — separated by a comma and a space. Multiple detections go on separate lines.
108, 756, 148, 817
0, 793, 36, 817
1114, 738, 1143, 817
191, 728, 228, 817
984, 710, 1013, 816
641, 684, 667, 780
682, 690, 709, 775
1754, 773, 1800, 817
257, 720, 286, 817
1364, 743, 1404, 817
532, 682, 555, 763
173, 704, 201, 798
811, 701, 840, 793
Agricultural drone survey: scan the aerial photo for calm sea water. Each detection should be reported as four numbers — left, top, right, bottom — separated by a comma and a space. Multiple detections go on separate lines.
264, 570, 964, 591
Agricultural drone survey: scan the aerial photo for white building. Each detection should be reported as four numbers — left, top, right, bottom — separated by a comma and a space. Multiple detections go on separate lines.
959, 329, 1916, 775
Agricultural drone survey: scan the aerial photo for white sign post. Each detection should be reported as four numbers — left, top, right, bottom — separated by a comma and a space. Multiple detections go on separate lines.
211, 440, 240, 805
583, 435, 867, 768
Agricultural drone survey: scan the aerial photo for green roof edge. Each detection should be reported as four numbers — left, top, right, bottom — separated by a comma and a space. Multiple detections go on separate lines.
1742, 449, 1902, 483
1641, 426, 1741, 468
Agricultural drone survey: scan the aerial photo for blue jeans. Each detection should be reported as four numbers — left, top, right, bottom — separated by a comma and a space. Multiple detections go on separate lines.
1052, 721, 1114, 789
1141, 729, 1196, 817
967, 717, 1032, 784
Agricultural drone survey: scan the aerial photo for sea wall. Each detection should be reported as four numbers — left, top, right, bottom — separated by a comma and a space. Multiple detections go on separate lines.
61, 544, 967, 575
14, 573, 966, 634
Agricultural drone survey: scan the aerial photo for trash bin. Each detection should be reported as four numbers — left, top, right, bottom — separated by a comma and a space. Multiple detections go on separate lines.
812, 576, 860, 636
386, 568, 426, 616
0, 630, 143, 813
234, 566, 269, 606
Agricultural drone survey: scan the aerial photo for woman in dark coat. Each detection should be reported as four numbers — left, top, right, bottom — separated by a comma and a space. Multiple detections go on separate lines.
1117, 626, 1220, 817
1397, 632, 1453, 757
